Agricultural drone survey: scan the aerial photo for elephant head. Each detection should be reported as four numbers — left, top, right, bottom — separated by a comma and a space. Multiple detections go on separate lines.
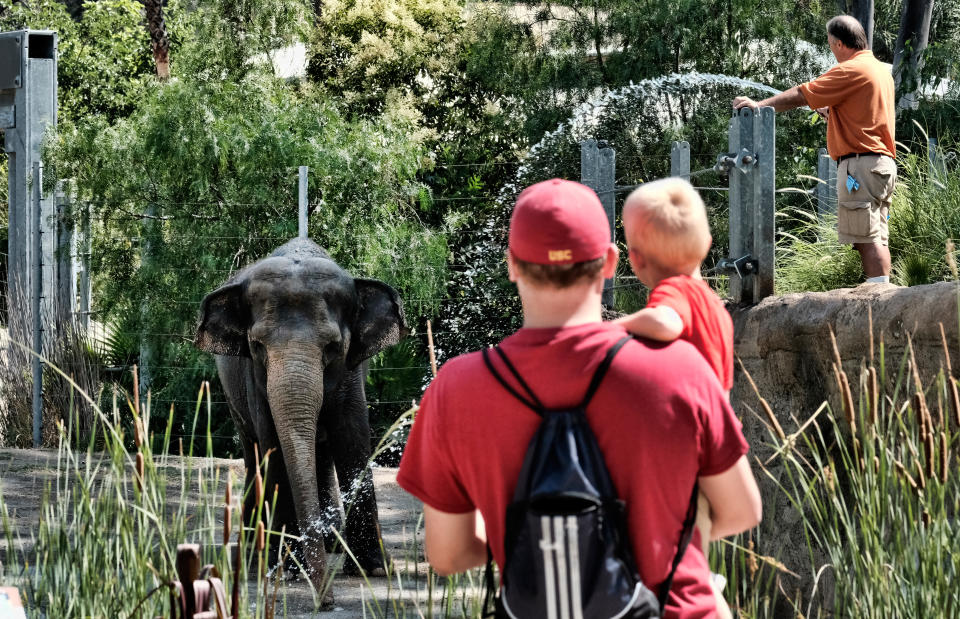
194, 238, 407, 583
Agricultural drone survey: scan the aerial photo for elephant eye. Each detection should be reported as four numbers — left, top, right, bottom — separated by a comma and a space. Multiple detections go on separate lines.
324, 340, 342, 359
248, 339, 266, 358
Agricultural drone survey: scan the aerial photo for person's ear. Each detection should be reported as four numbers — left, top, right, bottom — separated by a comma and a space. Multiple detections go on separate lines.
601, 244, 619, 279
506, 250, 519, 283
627, 246, 645, 274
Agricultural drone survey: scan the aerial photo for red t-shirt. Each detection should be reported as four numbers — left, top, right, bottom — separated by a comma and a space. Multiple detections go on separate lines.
397, 322, 748, 619
647, 276, 734, 391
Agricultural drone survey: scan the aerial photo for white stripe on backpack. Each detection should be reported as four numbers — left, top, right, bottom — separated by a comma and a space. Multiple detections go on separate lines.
553, 516, 571, 619
566, 516, 584, 619
540, 517, 559, 619
538, 516, 586, 619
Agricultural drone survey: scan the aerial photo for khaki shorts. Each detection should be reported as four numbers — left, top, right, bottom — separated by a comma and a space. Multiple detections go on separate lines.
836, 154, 897, 245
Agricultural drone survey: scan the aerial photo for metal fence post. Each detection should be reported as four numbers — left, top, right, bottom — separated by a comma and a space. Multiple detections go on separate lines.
754, 107, 776, 301
139, 204, 156, 399
78, 201, 90, 331
671, 141, 690, 179
816, 148, 837, 216
929, 137, 946, 184
727, 107, 775, 304
298, 166, 308, 238
55, 179, 75, 329
2, 30, 58, 363
580, 139, 616, 307
31, 161, 43, 448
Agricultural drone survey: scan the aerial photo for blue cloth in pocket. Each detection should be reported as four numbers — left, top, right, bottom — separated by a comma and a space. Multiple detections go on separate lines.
846, 174, 860, 192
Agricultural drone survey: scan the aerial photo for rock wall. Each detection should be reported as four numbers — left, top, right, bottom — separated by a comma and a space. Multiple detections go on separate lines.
729, 281, 959, 614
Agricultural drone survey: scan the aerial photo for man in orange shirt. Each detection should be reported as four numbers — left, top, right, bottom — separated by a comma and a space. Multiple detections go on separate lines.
732, 15, 896, 284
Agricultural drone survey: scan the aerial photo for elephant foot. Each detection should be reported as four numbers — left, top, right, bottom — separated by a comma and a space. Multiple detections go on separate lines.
316, 587, 335, 611
342, 547, 391, 577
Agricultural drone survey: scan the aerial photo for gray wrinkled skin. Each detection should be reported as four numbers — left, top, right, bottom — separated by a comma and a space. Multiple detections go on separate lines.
194, 238, 407, 603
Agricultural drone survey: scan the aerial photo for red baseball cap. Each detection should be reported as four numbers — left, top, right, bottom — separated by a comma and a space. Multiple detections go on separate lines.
509, 179, 610, 265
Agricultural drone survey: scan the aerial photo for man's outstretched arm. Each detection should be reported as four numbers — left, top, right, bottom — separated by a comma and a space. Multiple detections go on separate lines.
732, 86, 809, 113
423, 505, 488, 576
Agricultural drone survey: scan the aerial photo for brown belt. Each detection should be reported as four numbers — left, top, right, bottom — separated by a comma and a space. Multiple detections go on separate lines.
838, 151, 885, 162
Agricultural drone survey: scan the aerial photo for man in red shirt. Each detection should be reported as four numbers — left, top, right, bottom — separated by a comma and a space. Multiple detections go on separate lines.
397, 179, 762, 618
732, 15, 897, 284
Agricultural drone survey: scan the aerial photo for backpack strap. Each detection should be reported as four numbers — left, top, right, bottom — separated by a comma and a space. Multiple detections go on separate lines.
579, 335, 633, 408
482, 347, 543, 414
482, 544, 498, 618
657, 481, 701, 612
493, 346, 545, 410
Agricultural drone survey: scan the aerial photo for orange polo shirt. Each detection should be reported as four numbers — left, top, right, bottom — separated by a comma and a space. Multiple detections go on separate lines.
798, 50, 895, 160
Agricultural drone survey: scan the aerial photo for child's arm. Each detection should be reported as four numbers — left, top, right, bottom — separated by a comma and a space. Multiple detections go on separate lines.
614, 306, 684, 341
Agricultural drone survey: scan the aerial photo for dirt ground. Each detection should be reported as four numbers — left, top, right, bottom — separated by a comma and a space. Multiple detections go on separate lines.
0, 448, 439, 618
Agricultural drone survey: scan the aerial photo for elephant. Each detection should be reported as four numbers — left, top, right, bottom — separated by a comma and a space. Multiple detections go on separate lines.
194, 238, 407, 602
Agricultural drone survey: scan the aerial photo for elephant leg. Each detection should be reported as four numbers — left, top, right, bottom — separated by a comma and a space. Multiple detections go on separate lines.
239, 437, 259, 530
328, 376, 387, 576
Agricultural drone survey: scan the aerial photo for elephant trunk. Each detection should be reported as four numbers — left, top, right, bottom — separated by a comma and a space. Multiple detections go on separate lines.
265, 346, 328, 586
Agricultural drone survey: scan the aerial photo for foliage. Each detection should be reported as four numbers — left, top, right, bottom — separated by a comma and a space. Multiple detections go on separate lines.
47, 72, 447, 453
463, 0, 831, 144
308, 0, 463, 119
0, 0, 154, 124
171, 0, 312, 82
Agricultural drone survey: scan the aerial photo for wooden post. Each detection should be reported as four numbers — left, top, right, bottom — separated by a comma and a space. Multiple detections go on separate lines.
55, 180, 76, 328
671, 141, 690, 179
139, 204, 157, 400
755, 107, 776, 302
728, 113, 752, 304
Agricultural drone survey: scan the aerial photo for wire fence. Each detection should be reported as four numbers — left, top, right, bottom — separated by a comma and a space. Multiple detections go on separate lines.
0, 146, 834, 452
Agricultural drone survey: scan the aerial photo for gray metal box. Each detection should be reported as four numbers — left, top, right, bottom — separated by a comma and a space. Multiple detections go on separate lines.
0, 31, 24, 89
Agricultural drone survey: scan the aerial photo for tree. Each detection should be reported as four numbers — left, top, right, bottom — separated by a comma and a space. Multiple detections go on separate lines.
49, 72, 449, 452
893, 0, 936, 110
142, 0, 171, 79
840, 0, 875, 49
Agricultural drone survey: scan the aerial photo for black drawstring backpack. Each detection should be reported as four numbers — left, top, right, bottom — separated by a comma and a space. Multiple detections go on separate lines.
481, 335, 699, 619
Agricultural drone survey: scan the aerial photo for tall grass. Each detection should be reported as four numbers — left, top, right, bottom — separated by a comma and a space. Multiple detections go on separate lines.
0, 358, 326, 617
752, 317, 960, 617
7, 309, 960, 616
0, 357, 490, 617
777, 135, 959, 291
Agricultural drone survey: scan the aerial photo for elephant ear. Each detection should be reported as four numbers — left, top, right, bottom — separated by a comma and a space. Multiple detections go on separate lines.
347, 278, 409, 369
194, 280, 251, 357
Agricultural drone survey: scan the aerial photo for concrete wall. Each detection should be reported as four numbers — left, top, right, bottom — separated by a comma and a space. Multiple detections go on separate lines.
729, 280, 959, 614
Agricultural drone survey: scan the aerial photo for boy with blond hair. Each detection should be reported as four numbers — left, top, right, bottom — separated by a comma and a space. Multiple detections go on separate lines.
617, 177, 735, 618
617, 177, 733, 392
